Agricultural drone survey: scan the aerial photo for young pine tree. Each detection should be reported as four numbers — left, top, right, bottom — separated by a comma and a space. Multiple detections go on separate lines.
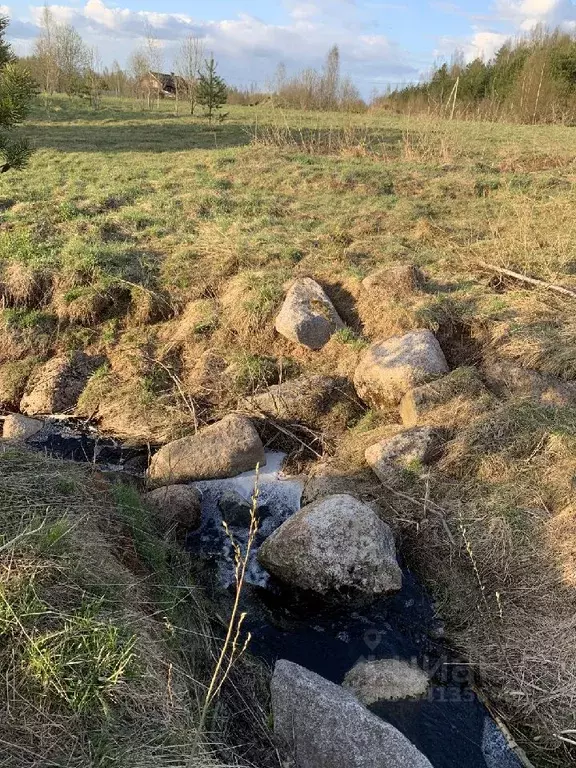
196, 56, 227, 122
0, 15, 36, 172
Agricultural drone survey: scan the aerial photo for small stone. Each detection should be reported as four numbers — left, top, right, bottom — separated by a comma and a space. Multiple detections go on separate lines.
145, 484, 202, 537
354, 330, 449, 409
274, 278, 344, 350
218, 489, 252, 527
400, 366, 492, 428
362, 264, 424, 294
2, 413, 44, 441
272, 660, 433, 768
148, 414, 265, 485
258, 494, 402, 601
365, 427, 439, 487
343, 659, 430, 705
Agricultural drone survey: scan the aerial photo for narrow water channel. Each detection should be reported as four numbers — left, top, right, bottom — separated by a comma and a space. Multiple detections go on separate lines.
25, 420, 525, 768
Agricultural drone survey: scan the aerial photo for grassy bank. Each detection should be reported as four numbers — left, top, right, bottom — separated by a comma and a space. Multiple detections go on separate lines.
0, 448, 272, 766
3, 94, 576, 766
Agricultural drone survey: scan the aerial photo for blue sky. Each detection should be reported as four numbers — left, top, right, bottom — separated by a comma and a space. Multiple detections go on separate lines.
5, 0, 576, 94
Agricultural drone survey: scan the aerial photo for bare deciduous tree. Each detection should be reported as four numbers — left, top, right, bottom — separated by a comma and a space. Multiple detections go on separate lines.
145, 23, 163, 109
128, 48, 152, 108
321, 44, 340, 110
33, 6, 58, 102
175, 34, 205, 115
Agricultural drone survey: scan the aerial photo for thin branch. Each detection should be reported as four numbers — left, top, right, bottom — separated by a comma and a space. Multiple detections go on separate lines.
477, 261, 576, 300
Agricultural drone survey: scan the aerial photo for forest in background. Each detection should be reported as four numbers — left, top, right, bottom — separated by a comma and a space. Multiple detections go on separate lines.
384, 26, 576, 124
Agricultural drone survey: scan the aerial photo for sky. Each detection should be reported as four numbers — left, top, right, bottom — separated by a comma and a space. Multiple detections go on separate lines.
4, 0, 576, 95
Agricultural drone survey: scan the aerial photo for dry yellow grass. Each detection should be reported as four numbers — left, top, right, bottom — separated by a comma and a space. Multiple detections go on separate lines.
5, 96, 576, 766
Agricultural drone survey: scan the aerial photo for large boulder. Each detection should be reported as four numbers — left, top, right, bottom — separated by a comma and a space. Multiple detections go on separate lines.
145, 484, 202, 538
20, 352, 102, 416
274, 278, 344, 350
400, 366, 492, 428
343, 659, 430, 705
365, 427, 439, 487
272, 660, 433, 768
258, 494, 401, 600
354, 330, 449, 409
2, 413, 44, 441
148, 414, 265, 485
242, 374, 353, 423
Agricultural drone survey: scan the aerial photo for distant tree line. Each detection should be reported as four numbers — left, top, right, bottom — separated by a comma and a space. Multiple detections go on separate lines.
18, 11, 367, 115
380, 26, 576, 123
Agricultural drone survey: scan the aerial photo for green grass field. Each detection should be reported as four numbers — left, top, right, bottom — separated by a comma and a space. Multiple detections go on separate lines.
4, 94, 576, 766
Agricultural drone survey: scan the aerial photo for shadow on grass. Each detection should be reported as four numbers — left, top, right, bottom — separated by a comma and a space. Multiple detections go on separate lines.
27, 121, 405, 154
27, 121, 253, 153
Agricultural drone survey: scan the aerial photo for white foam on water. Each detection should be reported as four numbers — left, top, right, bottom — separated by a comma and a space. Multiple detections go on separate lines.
192, 451, 304, 588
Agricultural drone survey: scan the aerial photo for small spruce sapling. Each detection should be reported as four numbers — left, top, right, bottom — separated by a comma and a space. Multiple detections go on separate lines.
196, 56, 227, 123
0, 15, 36, 172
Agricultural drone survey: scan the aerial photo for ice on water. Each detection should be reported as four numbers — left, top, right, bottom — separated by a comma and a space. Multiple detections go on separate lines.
192, 452, 303, 588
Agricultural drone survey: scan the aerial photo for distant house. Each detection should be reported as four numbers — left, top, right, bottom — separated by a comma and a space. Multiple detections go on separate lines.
139, 72, 187, 99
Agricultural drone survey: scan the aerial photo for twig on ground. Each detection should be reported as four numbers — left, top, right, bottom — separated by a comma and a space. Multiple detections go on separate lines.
477, 261, 576, 300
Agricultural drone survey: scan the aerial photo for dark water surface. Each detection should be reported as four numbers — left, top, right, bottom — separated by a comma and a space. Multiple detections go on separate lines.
26, 428, 524, 768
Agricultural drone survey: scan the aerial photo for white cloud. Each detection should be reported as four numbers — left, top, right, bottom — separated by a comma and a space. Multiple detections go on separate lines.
8, 0, 416, 89
496, 0, 576, 28
466, 30, 509, 58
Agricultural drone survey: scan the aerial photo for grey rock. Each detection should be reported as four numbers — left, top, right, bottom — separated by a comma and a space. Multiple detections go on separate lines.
145, 484, 202, 537
242, 375, 349, 423
258, 494, 401, 600
354, 330, 449, 409
20, 353, 103, 416
218, 489, 252, 527
272, 659, 433, 768
365, 427, 439, 487
274, 278, 344, 350
2, 413, 44, 441
343, 659, 430, 705
400, 366, 492, 428
148, 414, 265, 485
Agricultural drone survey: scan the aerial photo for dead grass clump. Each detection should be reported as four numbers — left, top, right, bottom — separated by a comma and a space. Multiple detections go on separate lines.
81, 371, 195, 443
172, 299, 220, 344
0, 261, 53, 308
251, 122, 380, 157
53, 282, 131, 325
405, 402, 576, 764
0, 357, 36, 410
477, 293, 576, 380
400, 367, 496, 430
217, 271, 285, 349
357, 289, 426, 340
128, 285, 174, 326
498, 149, 574, 173
160, 228, 241, 308
401, 126, 463, 164
0, 309, 56, 364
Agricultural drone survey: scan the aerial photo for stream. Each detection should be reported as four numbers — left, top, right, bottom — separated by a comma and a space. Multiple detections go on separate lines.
22, 419, 525, 768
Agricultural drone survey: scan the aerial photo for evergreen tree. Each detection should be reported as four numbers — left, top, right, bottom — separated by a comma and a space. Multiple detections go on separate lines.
0, 15, 36, 172
196, 56, 227, 122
